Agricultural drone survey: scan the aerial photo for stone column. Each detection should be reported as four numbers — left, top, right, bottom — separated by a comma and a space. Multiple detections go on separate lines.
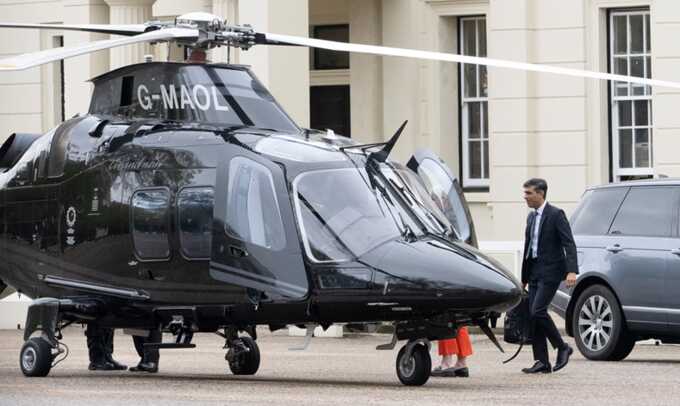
380, 0, 426, 161
104, 0, 155, 70
348, 0, 382, 144
63, 0, 110, 118
211, 0, 239, 64
487, 0, 533, 240
238, 0, 309, 127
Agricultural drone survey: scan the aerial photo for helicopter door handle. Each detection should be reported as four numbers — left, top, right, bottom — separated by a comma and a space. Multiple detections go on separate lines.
606, 244, 623, 253
229, 245, 249, 258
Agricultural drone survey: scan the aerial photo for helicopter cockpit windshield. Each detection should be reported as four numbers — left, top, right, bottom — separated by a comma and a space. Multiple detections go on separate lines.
89, 63, 300, 133
293, 167, 425, 263
379, 165, 457, 239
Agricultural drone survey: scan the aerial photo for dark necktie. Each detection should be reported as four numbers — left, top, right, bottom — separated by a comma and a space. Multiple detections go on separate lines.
526, 211, 537, 259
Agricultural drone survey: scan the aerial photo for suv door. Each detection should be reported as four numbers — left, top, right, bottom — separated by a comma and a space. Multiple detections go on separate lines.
406, 149, 477, 247
662, 187, 680, 334
605, 186, 680, 334
210, 145, 308, 301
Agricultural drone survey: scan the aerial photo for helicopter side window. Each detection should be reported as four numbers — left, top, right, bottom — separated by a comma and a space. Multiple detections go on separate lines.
177, 186, 214, 260
131, 188, 171, 261
417, 158, 469, 240
225, 157, 286, 251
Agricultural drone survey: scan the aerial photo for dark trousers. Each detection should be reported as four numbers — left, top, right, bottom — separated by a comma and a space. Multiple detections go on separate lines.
86, 324, 114, 363
133, 329, 161, 365
528, 277, 566, 365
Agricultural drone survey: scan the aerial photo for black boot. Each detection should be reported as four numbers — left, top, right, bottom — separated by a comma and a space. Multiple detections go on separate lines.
129, 362, 158, 373
105, 354, 128, 371
89, 360, 116, 371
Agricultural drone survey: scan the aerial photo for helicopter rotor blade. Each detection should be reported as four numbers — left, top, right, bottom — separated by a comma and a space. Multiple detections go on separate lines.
0, 22, 149, 36
262, 32, 680, 90
0, 27, 197, 71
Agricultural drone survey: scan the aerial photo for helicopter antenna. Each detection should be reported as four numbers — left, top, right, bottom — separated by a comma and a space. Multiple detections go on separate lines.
367, 120, 408, 164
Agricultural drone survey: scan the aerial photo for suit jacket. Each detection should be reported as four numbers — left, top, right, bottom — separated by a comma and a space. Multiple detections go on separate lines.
521, 203, 578, 284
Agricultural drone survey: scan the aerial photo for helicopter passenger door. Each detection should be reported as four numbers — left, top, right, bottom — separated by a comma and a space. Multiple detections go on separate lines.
210, 146, 309, 302
406, 149, 478, 248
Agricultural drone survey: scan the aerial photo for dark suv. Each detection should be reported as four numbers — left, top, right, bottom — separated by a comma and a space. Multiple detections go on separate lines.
551, 179, 680, 361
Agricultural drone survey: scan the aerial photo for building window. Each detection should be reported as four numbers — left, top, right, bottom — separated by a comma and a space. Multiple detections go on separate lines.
178, 187, 214, 260
310, 85, 351, 137
609, 9, 653, 181
131, 188, 171, 261
459, 16, 488, 188
311, 24, 349, 70
310, 24, 351, 137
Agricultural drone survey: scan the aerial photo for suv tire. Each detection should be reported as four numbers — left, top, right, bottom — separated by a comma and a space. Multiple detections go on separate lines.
572, 284, 635, 361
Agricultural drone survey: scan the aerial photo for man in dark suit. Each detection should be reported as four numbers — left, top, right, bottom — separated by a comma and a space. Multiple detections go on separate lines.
521, 178, 578, 374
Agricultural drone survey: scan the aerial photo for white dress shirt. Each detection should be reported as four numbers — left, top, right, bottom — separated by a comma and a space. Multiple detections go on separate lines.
531, 200, 547, 259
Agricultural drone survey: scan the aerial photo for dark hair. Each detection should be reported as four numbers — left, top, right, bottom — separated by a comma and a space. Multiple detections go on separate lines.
523, 178, 548, 199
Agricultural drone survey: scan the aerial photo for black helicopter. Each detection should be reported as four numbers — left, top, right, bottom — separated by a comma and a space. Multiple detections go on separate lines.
0, 11, 668, 386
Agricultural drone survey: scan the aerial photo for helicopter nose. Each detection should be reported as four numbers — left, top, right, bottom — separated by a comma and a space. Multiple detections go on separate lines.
362, 238, 522, 312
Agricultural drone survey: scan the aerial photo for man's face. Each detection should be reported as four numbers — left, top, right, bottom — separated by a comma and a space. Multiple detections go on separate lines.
524, 186, 544, 209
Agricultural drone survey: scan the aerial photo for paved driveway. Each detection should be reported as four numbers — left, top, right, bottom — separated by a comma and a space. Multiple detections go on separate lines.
1, 329, 679, 405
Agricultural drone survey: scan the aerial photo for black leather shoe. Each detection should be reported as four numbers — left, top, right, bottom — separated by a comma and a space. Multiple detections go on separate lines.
105, 357, 128, 371
453, 367, 469, 377
129, 362, 158, 373
553, 344, 573, 372
522, 361, 552, 374
88, 361, 116, 371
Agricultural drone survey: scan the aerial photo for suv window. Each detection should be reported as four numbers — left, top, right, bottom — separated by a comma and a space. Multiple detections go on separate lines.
571, 187, 628, 235
609, 186, 678, 237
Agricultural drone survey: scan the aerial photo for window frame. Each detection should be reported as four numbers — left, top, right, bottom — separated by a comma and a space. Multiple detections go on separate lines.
570, 187, 629, 236
608, 8, 654, 181
176, 185, 215, 261
130, 187, 172, 262
606, 185, 679, 238
458, 15, 489, 189
311, 24, 350, 71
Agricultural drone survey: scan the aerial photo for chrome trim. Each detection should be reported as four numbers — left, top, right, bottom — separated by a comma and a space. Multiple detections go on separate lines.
622, 305, 680, 315
555, 290, 571, 300
41, 275, 150, 300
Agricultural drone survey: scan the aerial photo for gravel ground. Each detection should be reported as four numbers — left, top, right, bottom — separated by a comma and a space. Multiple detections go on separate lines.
1, 328, 679, 406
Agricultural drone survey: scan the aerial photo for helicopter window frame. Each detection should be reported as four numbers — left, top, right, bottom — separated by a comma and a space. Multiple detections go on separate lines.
225, 156, 287, 252
177, 185, 215, 261
130, 187, 172, 262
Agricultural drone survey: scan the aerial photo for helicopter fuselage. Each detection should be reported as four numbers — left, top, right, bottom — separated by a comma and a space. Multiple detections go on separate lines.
0, 62, 520, 334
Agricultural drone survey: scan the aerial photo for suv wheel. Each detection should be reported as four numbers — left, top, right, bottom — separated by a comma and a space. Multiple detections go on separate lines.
572, 285, 635, 361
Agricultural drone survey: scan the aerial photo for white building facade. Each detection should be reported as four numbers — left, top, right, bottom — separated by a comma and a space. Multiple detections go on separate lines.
1, 0, 680, 271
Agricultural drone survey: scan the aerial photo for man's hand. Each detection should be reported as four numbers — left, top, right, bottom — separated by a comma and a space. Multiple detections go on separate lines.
565, 272, 577, 288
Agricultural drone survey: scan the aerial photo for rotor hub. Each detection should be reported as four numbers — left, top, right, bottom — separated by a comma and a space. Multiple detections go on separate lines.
176, 12, 225, 31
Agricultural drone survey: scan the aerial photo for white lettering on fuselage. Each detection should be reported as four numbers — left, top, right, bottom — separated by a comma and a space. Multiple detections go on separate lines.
137, 84, 230, 112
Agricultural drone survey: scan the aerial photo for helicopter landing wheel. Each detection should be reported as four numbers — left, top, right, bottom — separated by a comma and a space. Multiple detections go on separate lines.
226, 336, 260, 375
20, 337, 55, 377
396, 342, 431, 386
